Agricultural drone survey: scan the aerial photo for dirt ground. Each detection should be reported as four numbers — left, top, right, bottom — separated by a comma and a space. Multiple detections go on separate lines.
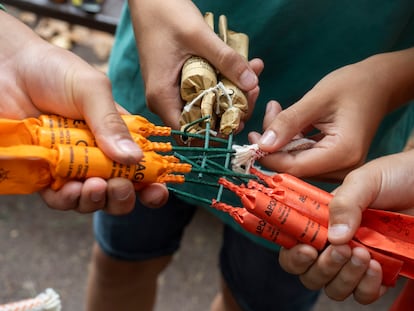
0, 5, 408, 311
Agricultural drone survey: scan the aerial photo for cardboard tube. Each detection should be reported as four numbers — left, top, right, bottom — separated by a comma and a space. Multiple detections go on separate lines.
180, 13, 217, 102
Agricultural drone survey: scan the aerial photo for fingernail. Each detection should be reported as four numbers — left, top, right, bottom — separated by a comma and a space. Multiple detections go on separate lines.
351, 255, 364, 267
149, 194, 165, 208
117, 139, 142, 157
366, 266, 379, 277
379, 285, 387, 296
328, 224, 351, 239
259, 130, 277, 146
114, 187, 134, 201
239, 69, 257, 89
297, 252, 314, 264
265, 101, 275, 114
331, 249, 347, 264
91, 189, 105, 203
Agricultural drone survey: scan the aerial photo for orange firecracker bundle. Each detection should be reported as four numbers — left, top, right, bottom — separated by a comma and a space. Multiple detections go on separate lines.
212, 167, 414, 288
0, 115, 191, 194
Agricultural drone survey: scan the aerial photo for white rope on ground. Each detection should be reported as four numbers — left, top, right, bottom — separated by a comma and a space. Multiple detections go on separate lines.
0, 288, 61, 311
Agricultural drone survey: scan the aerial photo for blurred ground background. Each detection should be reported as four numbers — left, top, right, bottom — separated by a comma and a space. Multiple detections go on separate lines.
0, 3, 407, 311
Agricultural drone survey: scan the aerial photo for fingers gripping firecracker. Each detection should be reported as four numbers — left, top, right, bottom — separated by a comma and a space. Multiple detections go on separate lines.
209, 167, 414, 287
0, 115, 190, 194
179, 13, 248, 138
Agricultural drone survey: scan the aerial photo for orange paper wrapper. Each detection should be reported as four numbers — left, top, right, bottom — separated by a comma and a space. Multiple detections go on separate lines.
389, 279, 414, 311
247, 179, 329, 227
0, 144, 190, 194
212, 200, 298, 249
217, 176, 414, 287
218, 178, 327, 250
250, 167, 333, 206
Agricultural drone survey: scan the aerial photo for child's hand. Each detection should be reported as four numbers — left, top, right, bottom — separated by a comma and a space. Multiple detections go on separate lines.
249, 48, 414, 181
40, 179, 168, 214
279, 243, 385, 304
278, 149, 414, 304
129, 0, 263, 131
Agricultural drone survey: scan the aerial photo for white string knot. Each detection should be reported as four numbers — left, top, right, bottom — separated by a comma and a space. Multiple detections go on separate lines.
231, 138, 316, 173
182, 82, 233, 140
183, 82, 232, 114
232, 144, 266, 173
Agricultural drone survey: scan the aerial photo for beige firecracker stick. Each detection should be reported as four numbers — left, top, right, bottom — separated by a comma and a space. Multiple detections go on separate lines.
179, 13, 218, 135
217, 15, 249, 135
180, 13, 217, 102
179, 13, 249, 137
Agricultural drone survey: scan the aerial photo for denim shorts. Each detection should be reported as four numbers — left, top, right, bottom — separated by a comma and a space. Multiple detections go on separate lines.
94, 195, 319, 311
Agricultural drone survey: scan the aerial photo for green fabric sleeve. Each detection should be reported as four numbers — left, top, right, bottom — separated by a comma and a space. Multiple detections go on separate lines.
0, 4, 6, 11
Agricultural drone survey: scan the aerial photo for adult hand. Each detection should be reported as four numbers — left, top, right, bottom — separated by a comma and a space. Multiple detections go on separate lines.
129, 0, 263, 131
0, 10, 169, 213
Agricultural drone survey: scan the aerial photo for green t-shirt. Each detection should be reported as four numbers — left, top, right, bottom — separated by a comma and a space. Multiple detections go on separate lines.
0, 4, 6, 11
108, 1, 414, 250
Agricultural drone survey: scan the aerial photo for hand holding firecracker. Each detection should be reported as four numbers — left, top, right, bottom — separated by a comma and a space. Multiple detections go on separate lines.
179, 13, 249, 138
3, 112, 414, 294
276, 149, 414, 309
210, 166, 414, 289
0, 115, 190, 194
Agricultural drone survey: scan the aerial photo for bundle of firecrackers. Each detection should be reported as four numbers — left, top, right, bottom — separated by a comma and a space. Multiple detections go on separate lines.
3, 113, 414, 287
213, 168, 414, 287
0, 114, 190, 194
179, 13, 249, 138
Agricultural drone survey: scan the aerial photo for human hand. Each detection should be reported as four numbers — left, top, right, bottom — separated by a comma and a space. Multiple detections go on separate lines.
278, 149, 414, 304
279, 243, 385, 304
328, 148, 414, 244
40, 179, 169, 214
249, 48, 414, 180
129, 0, 263, 131
0, 11, 169, 213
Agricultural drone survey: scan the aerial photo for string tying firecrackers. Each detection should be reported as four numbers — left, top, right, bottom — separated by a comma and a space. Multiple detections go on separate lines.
181, 81, 231, 140
231, 139, 316, 173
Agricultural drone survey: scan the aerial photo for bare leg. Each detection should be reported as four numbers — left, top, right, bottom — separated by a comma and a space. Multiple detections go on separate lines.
210, 277, 243, 311
86, 242, 172, 311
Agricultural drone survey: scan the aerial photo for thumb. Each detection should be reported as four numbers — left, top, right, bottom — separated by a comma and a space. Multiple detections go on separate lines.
328, 168, 379, 244
75, 76, 143, 165
195, 28, 258, 92
257, 94, 322, 152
